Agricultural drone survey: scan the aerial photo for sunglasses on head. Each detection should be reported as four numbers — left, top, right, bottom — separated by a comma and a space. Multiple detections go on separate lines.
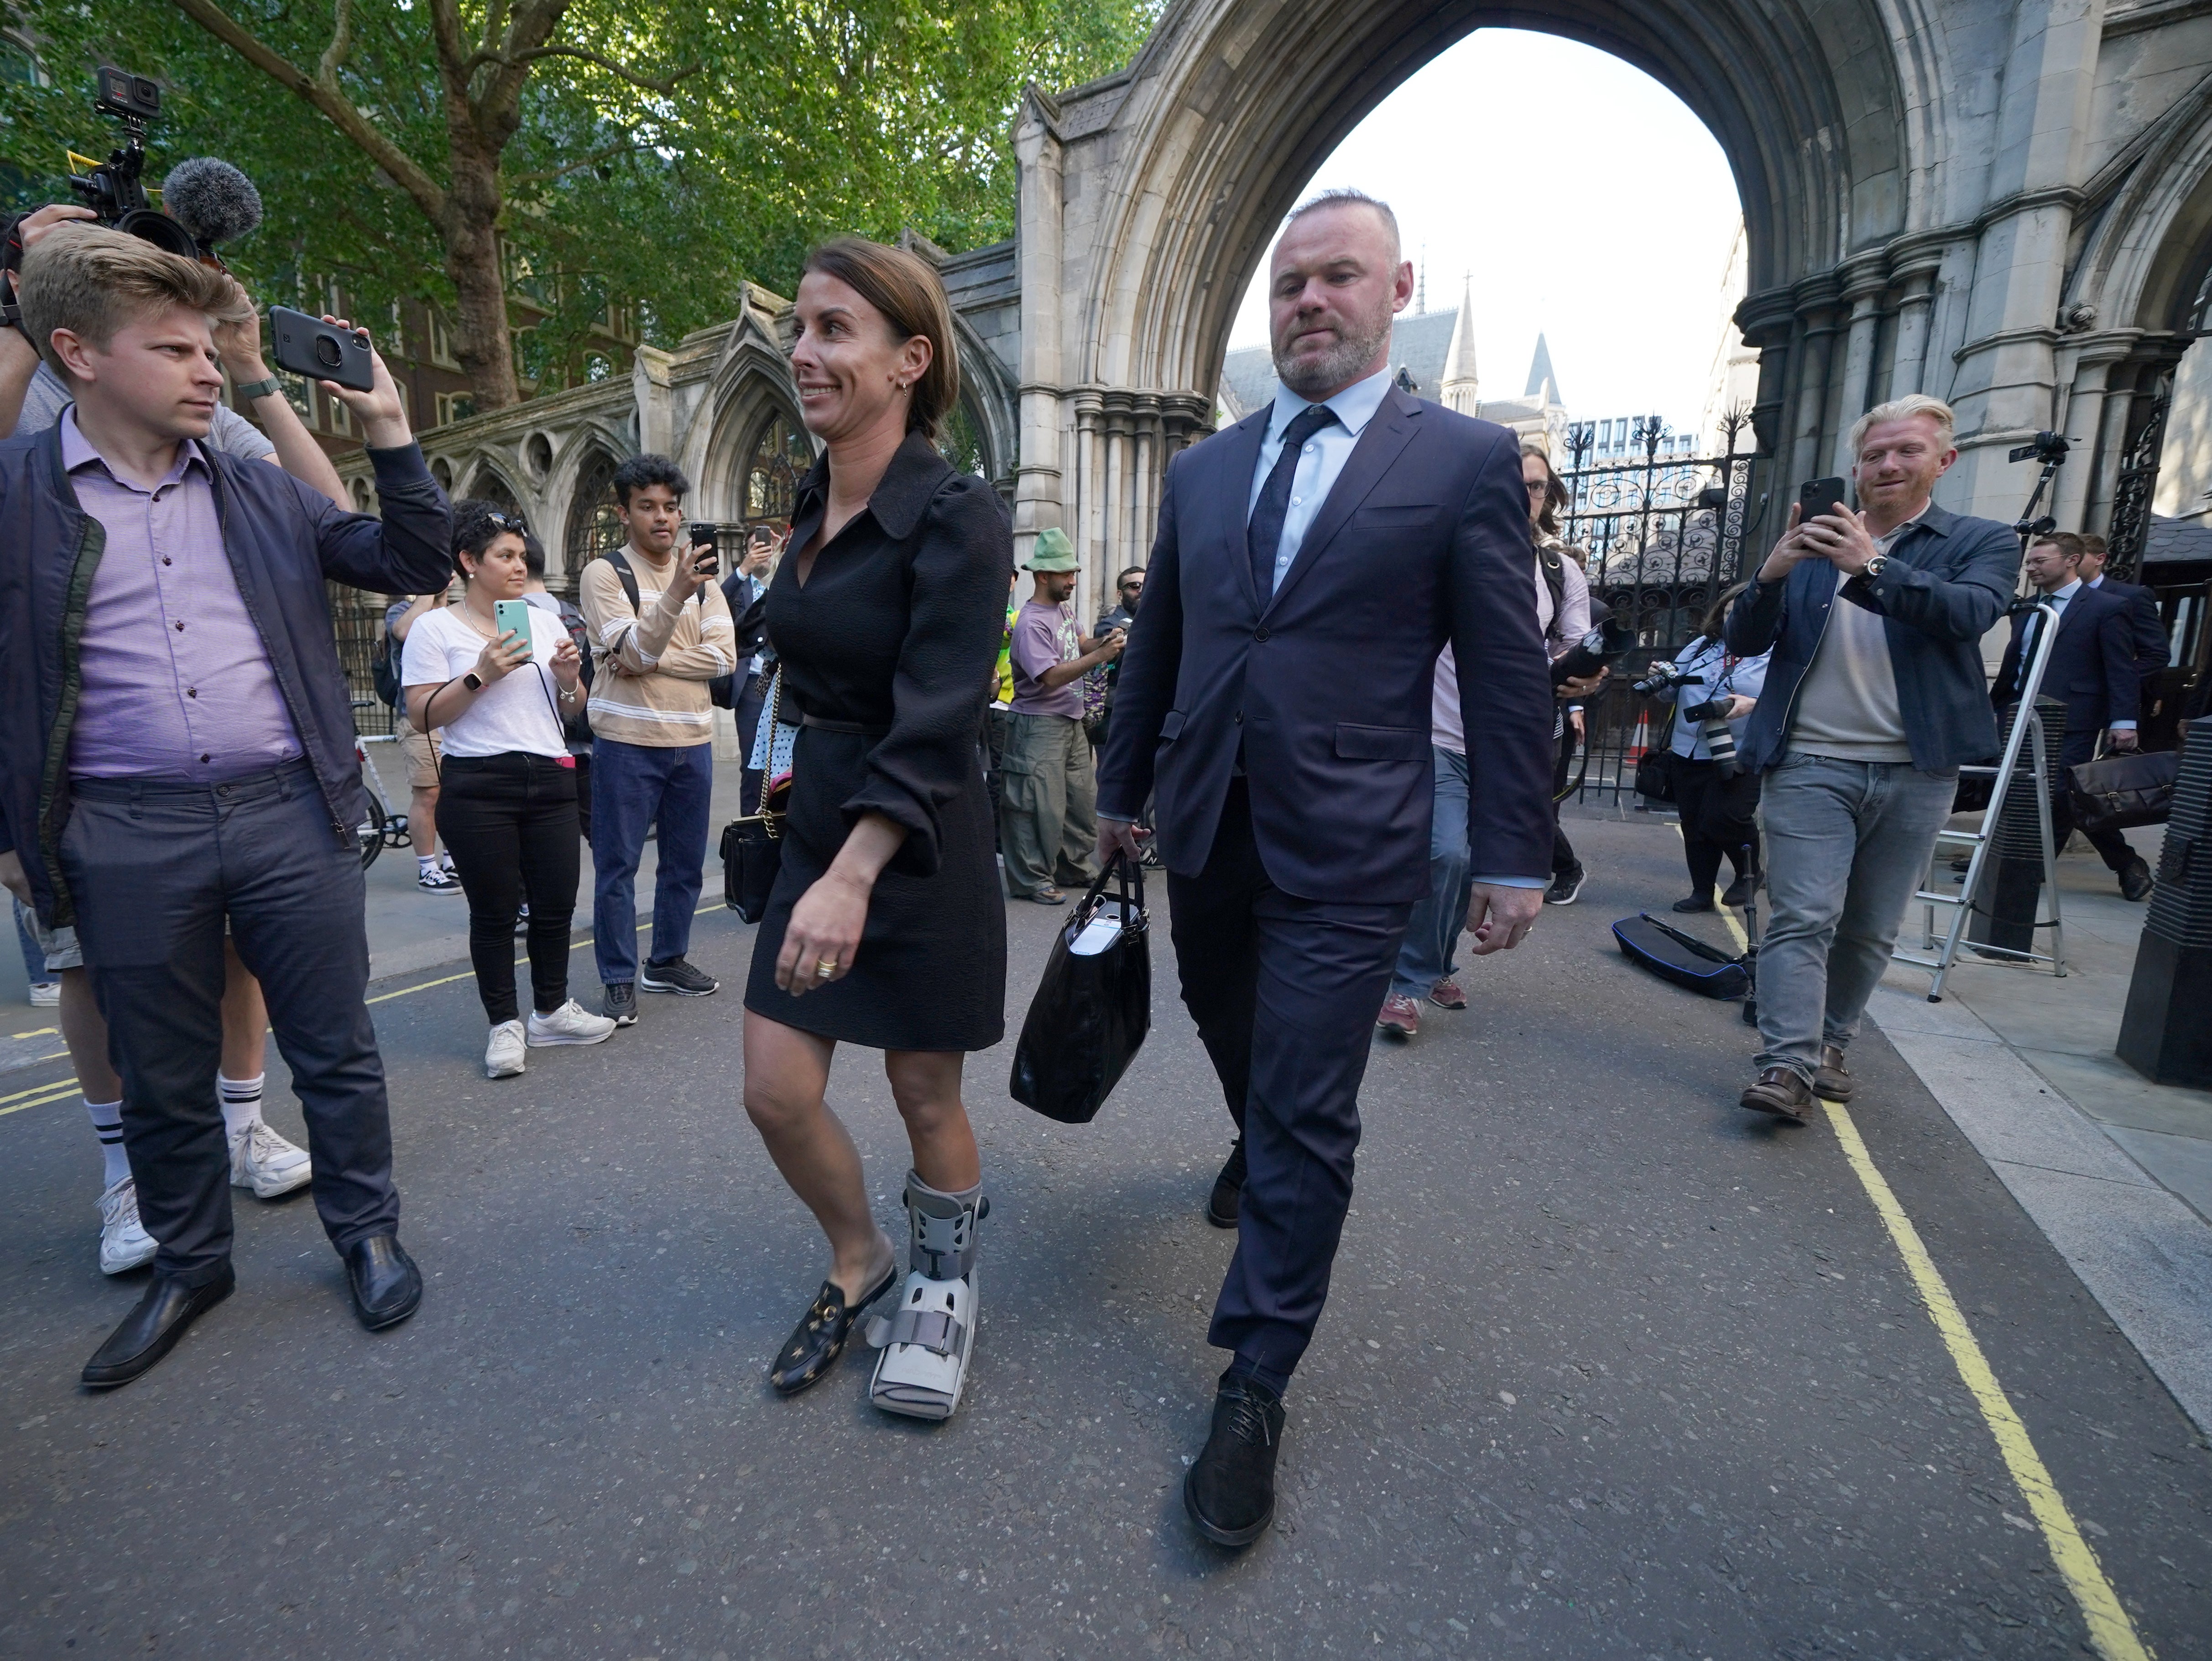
484, 510, 529, 534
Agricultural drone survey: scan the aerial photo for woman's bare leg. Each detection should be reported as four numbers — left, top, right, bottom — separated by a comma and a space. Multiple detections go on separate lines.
743, 1010, 895, 1297
883, 1049, 978, 1192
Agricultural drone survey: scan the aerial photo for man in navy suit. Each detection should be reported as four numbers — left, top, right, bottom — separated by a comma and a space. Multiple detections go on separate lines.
1095, 189, 1555, 1548
1993, 532, 2151, 898
2078, 533, 2170, 690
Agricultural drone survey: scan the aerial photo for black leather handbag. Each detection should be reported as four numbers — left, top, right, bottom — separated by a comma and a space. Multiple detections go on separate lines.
2066, 748, 2179, 835
719, 671, 789, 923
1634, 710, 1680, 804
1008, 853, 1152, 1124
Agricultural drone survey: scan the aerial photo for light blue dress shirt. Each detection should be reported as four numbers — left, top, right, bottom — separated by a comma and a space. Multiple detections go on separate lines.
1249, 367, 1544, 889
1249, 366, 1394, 593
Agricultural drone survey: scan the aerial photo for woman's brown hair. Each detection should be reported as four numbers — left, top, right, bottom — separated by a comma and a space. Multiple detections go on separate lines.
802, 236, 961, 445
1520, 440, 1569, 538
1697, 580, 1750, 642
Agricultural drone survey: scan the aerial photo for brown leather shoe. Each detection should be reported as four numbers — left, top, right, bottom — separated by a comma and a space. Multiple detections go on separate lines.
1814, 1044, 1854, 1102
1739, 1066, 1813, 1125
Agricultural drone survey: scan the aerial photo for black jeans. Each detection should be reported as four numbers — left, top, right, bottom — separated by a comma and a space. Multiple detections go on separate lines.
1674, 757, 1762, 893
436, 752, 583, 1023
61, 760, 398, 1283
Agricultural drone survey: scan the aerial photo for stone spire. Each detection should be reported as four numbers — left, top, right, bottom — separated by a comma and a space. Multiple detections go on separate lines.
1524, 332, 1561, 404
1439, 274, 1479, 416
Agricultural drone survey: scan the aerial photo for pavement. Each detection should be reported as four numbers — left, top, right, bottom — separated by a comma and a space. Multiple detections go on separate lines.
3, 789, 2210, 1657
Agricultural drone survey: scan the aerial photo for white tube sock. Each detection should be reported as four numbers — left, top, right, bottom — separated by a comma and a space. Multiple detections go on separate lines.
218, 1072, 265, 1139
85, 1098, 129, 1189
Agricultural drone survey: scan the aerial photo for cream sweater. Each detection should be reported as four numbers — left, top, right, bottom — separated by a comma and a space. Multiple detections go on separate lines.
576, 548, 736, 747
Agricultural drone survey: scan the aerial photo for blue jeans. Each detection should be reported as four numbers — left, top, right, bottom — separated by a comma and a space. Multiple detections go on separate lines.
1753, 753, 1958, 1081
1390, 746, 1471, 1000
590, 739, 714, 985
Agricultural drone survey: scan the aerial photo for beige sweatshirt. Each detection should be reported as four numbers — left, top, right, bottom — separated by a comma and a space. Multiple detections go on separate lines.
576, 547, 736, 747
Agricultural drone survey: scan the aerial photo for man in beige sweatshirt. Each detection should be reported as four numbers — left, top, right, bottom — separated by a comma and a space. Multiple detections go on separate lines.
576, 454, 736, 1025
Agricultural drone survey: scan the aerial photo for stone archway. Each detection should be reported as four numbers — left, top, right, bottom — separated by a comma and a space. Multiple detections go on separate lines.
1010, 0, 2212, 610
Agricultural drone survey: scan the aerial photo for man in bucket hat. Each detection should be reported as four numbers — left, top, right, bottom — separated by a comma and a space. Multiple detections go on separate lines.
997, 528, 1125, 903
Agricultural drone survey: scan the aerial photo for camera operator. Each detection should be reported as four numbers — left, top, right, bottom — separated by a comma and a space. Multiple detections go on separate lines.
3, 204, 348, 508
0, 225, 452, 1386
1643, 583, 1768, 913
1724, 395, 2016, 1126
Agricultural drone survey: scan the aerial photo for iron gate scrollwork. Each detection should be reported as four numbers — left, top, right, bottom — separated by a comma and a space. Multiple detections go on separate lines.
1560, 410, 1758, 806
2105, 371, 2174, 585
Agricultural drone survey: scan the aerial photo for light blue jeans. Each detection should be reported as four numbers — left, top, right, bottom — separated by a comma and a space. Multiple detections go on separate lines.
1390, 746, 1472, 1000
1753, 752, 1958, 1082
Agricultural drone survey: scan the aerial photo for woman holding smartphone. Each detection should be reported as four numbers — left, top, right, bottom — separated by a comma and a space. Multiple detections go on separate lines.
402, 501, 617, 1077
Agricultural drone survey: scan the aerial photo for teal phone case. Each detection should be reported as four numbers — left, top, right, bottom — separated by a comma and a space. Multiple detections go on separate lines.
494, 599, 533, 647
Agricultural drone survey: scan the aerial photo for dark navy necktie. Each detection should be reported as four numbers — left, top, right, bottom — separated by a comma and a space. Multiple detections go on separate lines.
1247, 404, 1338, 600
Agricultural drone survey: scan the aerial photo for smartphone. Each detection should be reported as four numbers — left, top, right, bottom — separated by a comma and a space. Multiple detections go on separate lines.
493, 598, 534, 650
1797, 475, 1849, 525
268, 305, 374, 392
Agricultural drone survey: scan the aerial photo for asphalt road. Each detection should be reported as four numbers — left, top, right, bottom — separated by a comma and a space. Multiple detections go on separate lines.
3, 812, 2208, 1658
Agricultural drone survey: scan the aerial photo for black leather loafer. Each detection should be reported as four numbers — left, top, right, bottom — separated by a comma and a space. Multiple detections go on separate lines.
82, 1264, 235, 1389
1185, 1371, 1285, 1548
1740, 1066, 1814, 1125
346, 1235, 423, 1331
769, 1265, 897, 1395
1206, 1139, 1247, 1229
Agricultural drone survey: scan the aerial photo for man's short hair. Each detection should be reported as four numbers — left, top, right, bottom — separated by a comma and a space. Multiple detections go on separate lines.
17, 224, 250, 381
1117, 566, 1145, 584
1283, 188, 1401, 263
2080, 533, 2108, 559
2033, 531, 2086, 564
610, 452, 690, 507
1848, 393, 1956, 460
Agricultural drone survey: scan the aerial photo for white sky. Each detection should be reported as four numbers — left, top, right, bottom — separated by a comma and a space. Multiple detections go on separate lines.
1222, 30, 1743, 435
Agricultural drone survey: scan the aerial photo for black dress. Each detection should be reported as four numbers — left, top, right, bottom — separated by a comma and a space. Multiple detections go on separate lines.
744, 432, 1013, 1051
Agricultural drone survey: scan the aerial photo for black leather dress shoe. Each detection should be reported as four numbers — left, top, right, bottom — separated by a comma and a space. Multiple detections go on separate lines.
346, 1235, 423, 1331
82, 1265, 235, 1389
1740, 1066, 1813, 1125
1185, 1371, 1285, 1548
2120, 858, 2154, 902
1206, 1139, 1247, 1229
769, 1265, 896, 1395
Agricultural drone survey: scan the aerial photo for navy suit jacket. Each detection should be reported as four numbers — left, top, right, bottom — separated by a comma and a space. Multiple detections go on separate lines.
1993, 584, 2140, 756
1094, 386, 1555, 904
2092, 575, 2170, 682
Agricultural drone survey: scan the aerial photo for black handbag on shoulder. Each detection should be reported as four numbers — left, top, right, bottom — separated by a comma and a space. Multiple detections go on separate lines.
1634, 710, 1680, 804
2066, 748, 2179, 835
1008, 853, 1152, 1125
720, 670, 789, 923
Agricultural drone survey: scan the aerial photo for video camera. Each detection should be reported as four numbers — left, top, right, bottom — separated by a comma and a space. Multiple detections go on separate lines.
65, 68, 196, 259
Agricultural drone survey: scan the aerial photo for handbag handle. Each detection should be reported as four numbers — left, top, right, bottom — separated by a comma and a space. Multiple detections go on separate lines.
730, 668, 791, 836
1072, 847, 1146, 930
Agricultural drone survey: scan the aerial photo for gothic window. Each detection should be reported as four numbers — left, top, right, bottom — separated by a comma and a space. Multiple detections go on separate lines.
939, 397, 988, 480
566, 449, 626, 583
744, 413, 810, 526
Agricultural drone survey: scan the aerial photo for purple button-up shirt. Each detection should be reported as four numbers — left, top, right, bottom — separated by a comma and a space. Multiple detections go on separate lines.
62, 409, 303, 779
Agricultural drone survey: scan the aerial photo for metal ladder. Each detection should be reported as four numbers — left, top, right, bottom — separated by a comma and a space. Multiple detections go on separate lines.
1892, 597, 2067, 1001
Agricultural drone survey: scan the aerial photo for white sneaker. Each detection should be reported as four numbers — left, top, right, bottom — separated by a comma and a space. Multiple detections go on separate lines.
28, 980, 59, 1008
485, 1019, 527, 1078
230, 1119, 314, 1198
526, 999, 617, 1047
97, 1176, 157, 1274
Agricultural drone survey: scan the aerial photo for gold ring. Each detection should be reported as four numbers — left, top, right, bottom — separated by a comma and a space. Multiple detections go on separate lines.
816, 958, 838, 978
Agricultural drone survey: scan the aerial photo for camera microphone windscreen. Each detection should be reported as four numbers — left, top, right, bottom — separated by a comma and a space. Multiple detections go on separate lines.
161, 158, 262, 248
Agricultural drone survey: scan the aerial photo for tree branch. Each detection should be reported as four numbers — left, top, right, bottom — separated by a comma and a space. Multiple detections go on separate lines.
506, 46, 702, 98
506, 138, 656, 189
316, 0, 355, 85
168, 0, 448, 223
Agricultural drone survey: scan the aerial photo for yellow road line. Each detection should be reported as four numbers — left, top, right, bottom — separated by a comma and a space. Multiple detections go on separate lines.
1826, 1103, 2150, 1657
0, 1081, 80, 1118
10, 1025, 56, 1039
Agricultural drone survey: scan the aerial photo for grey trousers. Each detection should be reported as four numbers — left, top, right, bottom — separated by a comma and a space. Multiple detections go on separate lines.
60, 762, 400, 1284
996, 710, 1097, 896
1753, 752, 1957, 1082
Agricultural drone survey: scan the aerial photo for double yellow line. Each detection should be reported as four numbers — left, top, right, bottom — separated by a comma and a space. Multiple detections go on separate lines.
1702, 868, 2149, 1659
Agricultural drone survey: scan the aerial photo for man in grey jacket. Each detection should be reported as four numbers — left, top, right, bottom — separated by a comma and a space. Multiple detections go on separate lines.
1725, 394, 2019, 1123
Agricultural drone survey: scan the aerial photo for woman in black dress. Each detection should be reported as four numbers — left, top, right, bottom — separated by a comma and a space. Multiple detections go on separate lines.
742, 237, 1012, 1421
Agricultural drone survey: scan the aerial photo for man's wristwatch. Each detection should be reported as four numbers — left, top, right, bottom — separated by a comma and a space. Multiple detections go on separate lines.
233, 376, 282, 402
1862, 552, 1889, 579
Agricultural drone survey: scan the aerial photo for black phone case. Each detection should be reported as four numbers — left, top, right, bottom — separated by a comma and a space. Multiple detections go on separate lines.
268, 307, 374, 393
1798, 477, 1848, 522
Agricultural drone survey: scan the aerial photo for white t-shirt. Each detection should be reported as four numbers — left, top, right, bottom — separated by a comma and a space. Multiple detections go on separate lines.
399, 605, 569, 760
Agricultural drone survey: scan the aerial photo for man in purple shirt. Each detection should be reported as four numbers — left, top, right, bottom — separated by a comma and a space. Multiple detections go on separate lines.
0, 227, 452, 1388
996, 528, 1123, 903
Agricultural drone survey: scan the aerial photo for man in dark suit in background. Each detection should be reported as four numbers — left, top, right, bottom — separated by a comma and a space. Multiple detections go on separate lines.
2077, 533, 2170, 693
1096, 189, 1556, 1548
1994, 532, 2151, 898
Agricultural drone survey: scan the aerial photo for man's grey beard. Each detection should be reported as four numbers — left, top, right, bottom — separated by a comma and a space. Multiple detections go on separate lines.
1274, 307, 1393, 398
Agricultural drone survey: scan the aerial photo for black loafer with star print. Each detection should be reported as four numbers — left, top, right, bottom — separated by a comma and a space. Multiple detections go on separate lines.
769, 1265, 898, 1395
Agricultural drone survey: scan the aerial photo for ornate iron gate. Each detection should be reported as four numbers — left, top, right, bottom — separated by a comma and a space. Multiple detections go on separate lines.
1560, 412, 1760, 805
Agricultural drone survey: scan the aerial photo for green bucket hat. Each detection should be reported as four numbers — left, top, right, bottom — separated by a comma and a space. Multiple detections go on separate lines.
1024, 528, 1080, 571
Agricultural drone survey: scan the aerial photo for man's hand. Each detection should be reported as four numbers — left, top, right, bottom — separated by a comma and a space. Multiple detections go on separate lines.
2107, 727, 2140, 753
316, 316, 412, 448
1097, 815, 1147, 868
211, 279, 271, 381
1755, 503, 1813, 582
1557, 667, 1606, 701
1464, 882, 1542, 955
667, 544, 719, 601
1798, 506, 1881, 575
0, 848, 31, 908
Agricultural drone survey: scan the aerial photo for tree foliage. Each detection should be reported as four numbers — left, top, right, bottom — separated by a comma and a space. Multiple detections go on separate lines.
0, 0, 1153, 403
